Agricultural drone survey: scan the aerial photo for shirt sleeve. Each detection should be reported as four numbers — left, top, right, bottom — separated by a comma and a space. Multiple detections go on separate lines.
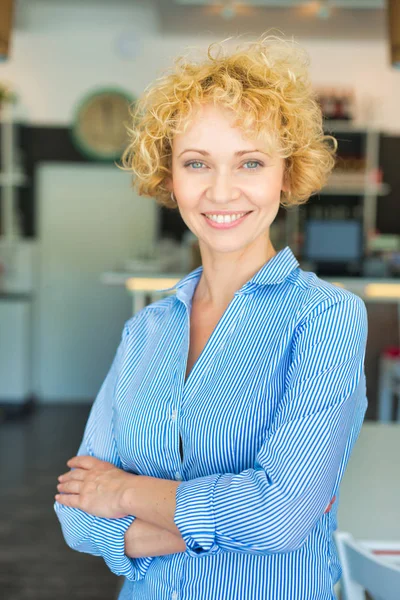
53, 320, 153, 581
174, 295, 368, 557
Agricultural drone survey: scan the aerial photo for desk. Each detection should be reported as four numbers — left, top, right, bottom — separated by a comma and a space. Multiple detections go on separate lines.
101, 271, 400, 322
338, 422, 400, 540
101, 271, 183, 315
102, 271, 400, 420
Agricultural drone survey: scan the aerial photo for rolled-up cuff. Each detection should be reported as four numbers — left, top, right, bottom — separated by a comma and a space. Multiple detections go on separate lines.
90, 514, 153, 581
174, 474, 222, 557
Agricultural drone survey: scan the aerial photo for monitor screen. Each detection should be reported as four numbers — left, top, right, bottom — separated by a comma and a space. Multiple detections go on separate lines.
303, 219, 362, 263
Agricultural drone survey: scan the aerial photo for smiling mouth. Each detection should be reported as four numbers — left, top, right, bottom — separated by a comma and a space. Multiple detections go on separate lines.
202, 211, 254, 228
201, 211, 253, 216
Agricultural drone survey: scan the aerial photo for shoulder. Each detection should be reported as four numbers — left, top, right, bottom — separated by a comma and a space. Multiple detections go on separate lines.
287, 266, 367, 321
282, 269, 368, 350
265, 267, 368, 345
123, 295, 176, 336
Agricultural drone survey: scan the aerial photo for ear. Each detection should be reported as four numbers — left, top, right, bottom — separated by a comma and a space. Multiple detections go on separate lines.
165, 177, 173, 193
281, 169, 290, 194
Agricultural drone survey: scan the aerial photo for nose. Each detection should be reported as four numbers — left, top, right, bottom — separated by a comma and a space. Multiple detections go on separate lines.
208, 170, 239, 204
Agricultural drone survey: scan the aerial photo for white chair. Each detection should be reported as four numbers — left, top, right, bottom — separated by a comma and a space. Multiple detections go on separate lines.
334, 531, 400, 600
377, 347, 400, 423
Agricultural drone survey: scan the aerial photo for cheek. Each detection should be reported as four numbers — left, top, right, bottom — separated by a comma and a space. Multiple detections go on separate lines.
253, 190, 281, 212
175, 200, 201, 233
178, 200, 199, 223
172, 176, 196, 201
174, 186, 200, 216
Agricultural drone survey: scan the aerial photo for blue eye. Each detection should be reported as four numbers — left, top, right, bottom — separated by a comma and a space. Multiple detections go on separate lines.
243, 160, 263, 169
185, 161, 204, 169
184, 160, 263, 170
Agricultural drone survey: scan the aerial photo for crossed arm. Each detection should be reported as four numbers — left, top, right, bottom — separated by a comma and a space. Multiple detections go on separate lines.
59, 297, 366, 567
122, 475, 187, 558
125, 517, 186, 558
124, 297, 365, 560
124, 480, 336, 559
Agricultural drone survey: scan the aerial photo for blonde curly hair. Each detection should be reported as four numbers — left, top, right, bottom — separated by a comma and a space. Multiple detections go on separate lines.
119, 31, 337, 210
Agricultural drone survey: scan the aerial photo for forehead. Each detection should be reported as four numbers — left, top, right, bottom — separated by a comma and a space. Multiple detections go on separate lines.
173, 103, 266, 148
171, 102, 281, 157
186, 102, 236, 124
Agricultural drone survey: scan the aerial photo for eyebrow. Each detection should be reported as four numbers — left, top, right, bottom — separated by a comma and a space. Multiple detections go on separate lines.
177, 149, 269, 158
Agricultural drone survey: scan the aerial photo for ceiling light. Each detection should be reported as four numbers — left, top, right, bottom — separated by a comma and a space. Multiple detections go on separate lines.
221, 3, 237, 18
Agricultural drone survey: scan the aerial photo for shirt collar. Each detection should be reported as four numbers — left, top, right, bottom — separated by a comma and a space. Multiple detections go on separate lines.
157, 246, 299, 301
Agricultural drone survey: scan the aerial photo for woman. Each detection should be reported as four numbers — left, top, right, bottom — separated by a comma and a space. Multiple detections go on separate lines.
54, 33, 368, 600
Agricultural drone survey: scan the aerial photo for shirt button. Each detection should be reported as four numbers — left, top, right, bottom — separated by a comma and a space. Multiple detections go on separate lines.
175, 471, 182, 481
171, 408, 177, 422
171, 592, 178, 600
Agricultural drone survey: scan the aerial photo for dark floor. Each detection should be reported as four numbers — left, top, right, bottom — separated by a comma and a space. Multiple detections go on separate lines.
0, 404, 122, 600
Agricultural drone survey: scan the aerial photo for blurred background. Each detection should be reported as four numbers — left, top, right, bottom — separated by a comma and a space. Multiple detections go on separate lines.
0, 1, 399, 599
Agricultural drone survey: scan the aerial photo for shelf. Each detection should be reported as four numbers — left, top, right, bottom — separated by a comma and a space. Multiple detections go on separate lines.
0, 172, 27, 186
1, 103, 27, 240
317, 183, 390, 196
323, 120, 379, 133
0, 111, 14, 123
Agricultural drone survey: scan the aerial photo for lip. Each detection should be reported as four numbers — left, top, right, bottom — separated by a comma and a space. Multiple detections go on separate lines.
201, 211, 252, 215
203, 211, 252, 229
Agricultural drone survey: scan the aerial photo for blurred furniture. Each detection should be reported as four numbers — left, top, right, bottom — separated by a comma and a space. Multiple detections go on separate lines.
103, 270, 400, 419
377, 347, 400, 423
286, 121, 390, 256
0, 99, 26, 239
124, 275, 180, 315
324, 278, 400, 422
302, 218, 363, 277
35, 164, 158, 402
0, 99, 33, 417
0, 241, 35, 414
334, 531, 400, 600
0, 291, 33, 414
337, 423, 399, 541
101, 271, 183, 316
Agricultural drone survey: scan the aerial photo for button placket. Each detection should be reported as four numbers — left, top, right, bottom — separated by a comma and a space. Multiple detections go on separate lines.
169, 366, 183, 477
170, 366, 184, 478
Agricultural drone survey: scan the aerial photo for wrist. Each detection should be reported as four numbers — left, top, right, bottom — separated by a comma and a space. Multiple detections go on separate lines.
121, 474, 137, 516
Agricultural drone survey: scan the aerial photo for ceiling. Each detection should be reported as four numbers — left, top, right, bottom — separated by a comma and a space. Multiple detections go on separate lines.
158, 0, 387, 39
13, 0, 389, 40
173, 0, 385, 7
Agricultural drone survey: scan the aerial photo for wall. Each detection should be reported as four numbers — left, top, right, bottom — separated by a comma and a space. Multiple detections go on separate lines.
0, 0, 398, 133
1, 0, 399, 402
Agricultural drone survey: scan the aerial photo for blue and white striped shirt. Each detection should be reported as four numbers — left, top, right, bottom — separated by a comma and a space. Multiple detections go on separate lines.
54, 245, 368, 600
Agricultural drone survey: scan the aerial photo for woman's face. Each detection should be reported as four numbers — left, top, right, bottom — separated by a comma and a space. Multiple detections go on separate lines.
166, 102, 288, 255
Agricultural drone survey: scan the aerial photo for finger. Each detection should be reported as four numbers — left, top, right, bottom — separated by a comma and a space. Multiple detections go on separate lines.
55, 492, 80, 508
57, 480, 81, 494
59, 469, 85, 482
67, 455, 94, 469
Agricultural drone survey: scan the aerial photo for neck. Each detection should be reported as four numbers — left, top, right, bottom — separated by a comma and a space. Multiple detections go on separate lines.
194, 238, 276, 309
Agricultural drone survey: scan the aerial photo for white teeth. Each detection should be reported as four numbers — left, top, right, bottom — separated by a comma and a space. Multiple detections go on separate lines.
205, 212, 247, 223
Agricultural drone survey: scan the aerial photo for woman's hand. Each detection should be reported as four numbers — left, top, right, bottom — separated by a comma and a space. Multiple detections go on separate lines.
125, 518, 187, 558
55, 455, 132, 519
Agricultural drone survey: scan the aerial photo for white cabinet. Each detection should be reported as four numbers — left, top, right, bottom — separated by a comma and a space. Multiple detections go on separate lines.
0, 103, 32, 409
35, 164, 158, 402
0, 295, 32, 402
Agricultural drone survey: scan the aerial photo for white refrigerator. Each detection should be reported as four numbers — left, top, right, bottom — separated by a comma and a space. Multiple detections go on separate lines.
34, 163, 158, 403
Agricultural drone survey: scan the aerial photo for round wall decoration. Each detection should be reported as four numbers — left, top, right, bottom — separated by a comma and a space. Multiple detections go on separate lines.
71, 87, 135, 161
